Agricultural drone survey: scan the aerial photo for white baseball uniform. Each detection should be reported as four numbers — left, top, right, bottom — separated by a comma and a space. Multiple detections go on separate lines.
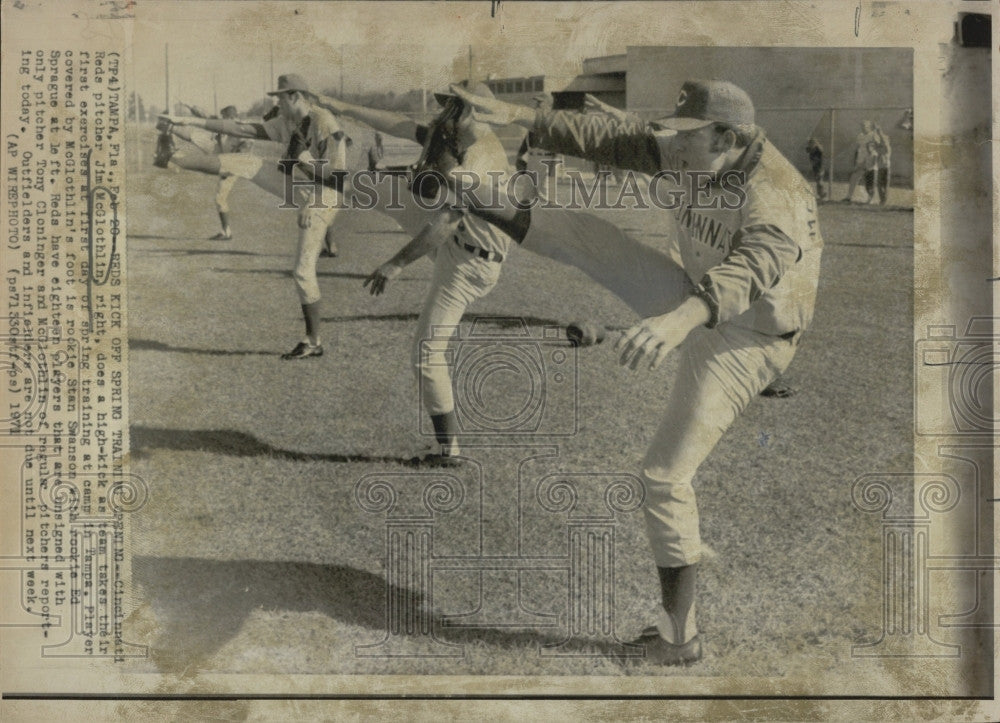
404, 125, 513, 417
515, 110, 822, 566
261, 107, 348, 305
213, 134, 253, 214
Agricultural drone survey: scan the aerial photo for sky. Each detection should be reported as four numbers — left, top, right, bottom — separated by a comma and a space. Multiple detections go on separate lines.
129, 1, 636, 114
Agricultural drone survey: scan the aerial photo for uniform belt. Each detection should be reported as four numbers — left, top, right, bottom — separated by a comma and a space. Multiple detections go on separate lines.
453, 235, 503, 263
779, 330, 798, 341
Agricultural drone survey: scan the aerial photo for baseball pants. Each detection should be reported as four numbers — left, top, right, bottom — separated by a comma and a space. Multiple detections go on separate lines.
211, 160, 500, 412
294, 203, 340, 304
357, 173, 505, 416
216, 153, 340, 305
877, 167, 890, 205
214, 173, 240, 214
412, 235, 502, 415
522, 207, 797, 567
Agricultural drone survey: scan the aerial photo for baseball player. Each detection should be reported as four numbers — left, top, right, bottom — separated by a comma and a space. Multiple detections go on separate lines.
451, 79, 823, 665
805, 137, 826, 200
310, 81, 514, 463
210, 105, 253, 240
159, 74, 349, 360
157, 103, 343, 254
872, 123, 891, 206
842, 120, 876, 203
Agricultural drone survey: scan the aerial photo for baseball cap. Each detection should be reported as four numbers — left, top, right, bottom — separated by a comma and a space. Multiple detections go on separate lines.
653, 80, 755, 131
268, 73, 311, 96
220, 105, 238, 118
434, 79, 494, 107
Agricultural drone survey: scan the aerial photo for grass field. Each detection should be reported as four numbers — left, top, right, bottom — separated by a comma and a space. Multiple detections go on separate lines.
120, 134, 948, 690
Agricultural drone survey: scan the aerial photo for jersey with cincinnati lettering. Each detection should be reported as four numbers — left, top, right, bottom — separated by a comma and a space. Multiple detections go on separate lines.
530, 110, 823, 337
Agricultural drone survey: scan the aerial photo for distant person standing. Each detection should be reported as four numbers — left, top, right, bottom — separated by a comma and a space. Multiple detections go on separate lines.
872, 123, 891, 205
367, 131, 385, 172
805, 137, 826, 200
843, 120, 875, 203
212, 105, 252, 240
862, 133, 880, 204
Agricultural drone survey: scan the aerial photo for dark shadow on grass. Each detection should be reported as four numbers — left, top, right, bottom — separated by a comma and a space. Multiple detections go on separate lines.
140, 248, 265, 257
211, 268, 375, 280
129, 338, 275, 356
133, 555, 635, 675
130, 425, 417, 466
322, 313, 571, 328
323, 313, 420, 323
350, 227, 408, 235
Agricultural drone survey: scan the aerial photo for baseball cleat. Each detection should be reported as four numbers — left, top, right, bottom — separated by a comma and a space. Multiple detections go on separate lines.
210, 232, 232, 241
281, 341, 323, 360
760, 378, 795, 398
153, 130, 176, 169
320, 246, 338, 258
623, 627, 703, 667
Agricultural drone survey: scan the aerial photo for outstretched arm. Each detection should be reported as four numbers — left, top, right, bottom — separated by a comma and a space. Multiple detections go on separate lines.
583, 93, 631, 122
363, 213, 457, 295
451, 84, 661, 174
311, 92, 420, 142
159, 114, 270, 140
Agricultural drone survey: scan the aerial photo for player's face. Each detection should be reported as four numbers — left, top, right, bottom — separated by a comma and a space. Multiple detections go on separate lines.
276, 91, 306, 121
671, 124, 727, 175
457, 100, 490, 139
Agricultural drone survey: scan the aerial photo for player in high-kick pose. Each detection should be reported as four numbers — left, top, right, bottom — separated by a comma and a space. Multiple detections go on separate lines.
447, 79, 823, 666
309, 81, 515, 464
158, 74, 349, 360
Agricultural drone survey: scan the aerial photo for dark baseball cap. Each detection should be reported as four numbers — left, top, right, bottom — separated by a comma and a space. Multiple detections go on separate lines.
268, 73, 311, 96
435, 79, 494, 107
653, 80, 755, 131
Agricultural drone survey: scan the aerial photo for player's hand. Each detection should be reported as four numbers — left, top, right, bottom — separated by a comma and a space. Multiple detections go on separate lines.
311, 92, 346, 115
615, 315, 686, 371
158, 114, 183, 127
583, 93, 626, 120
615, 298, 711, 371
363, 262, 403, 296
297, 206, 312, 230
449, 84, 534, 128
183, 103, 209, 119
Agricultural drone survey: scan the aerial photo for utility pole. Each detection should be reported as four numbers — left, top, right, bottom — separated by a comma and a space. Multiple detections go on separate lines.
213, 74, 218, 115
269, 43, 275, 89
468, 45, 473, 80
340, 45, 344, 97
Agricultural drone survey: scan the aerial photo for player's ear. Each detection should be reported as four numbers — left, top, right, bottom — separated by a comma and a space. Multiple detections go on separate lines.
713, 126, 737, 154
